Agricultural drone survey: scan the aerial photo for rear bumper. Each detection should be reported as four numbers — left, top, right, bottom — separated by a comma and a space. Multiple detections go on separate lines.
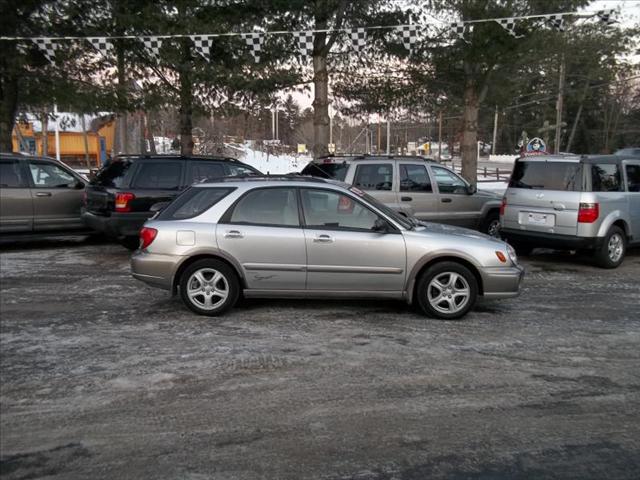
501, 228, 604, 250
130, 250, 181, 291
82, 209, 152, 238
479, 265, 524, 299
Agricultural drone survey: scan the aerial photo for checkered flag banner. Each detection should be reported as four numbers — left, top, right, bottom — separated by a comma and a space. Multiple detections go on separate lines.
88, 37, 113, 57
496, 18, 522, 38
349, 27, 367, 52
191, 35, 213, 60
294, 31, 315, 57
243, 32, 264, 63
33, 38, 58, 63
450, 22, 474, 41
142, 36, 163, 59
596, 9, 616, 25
546, 14, 565, 32
395, 24, 421, 53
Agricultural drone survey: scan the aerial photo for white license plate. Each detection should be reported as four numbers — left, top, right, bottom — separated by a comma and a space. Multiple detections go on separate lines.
528, 212, 548, 225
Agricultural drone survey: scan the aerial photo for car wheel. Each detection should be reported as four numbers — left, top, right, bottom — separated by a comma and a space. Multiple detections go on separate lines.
120, 236, 140, 250
595, 226, 626, 269
179, 259, 240, 316
416, 261, 478, 320
481, 211, 501, 238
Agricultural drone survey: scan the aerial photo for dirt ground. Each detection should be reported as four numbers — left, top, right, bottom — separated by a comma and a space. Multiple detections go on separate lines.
1, 237, 639, 479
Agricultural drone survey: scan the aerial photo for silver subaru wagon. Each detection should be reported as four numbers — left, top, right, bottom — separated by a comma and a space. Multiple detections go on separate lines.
131, 176, 523, 319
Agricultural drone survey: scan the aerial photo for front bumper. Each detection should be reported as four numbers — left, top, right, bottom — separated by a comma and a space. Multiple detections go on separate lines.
130, 250, 182, 291
479, 264, 525, 299
501, 228, 604, 250
82, 209, 153, 238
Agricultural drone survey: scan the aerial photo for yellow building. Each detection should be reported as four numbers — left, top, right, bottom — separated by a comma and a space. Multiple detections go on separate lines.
12, 115, 116, 168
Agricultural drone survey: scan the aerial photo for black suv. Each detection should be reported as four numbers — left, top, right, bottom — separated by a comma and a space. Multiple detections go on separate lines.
82, 155, 260, 248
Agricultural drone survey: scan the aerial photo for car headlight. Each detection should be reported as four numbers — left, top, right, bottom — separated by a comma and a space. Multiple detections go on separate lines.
506, 244, 518, 265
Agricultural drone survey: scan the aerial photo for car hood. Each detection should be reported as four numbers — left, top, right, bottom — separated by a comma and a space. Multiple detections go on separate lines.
410, 221, 504, 245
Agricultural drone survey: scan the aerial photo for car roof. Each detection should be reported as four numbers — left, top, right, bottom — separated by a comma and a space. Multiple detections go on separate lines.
196, 174, 348, 188
313, 154, 436, 163
112, 154, 247, 164
0, 152, 60, 162
517, 154, 626, 164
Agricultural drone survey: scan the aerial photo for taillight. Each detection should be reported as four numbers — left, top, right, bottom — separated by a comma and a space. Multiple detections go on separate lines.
115, 192, 135, 212
139, 227, 157, 249
500, 197, 507, 216
578, 202, 599, 223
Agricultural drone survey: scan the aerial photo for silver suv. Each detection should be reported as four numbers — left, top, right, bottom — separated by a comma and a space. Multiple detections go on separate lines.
302, 156, 502, 237
131, 177, 523, 319
501, 154, 640, 268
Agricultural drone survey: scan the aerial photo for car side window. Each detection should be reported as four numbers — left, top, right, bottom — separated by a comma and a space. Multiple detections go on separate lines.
431, 166, 468, 194
228, 188, 299, 227
189, 162, 225, 184
400, 164, 432, 192
591, 164, 622, 192
131, 162, 182, 190
0, 160, 27, 188
626, 164, 640, 192
301, 188, 379, 231
28, 162, 75, 188
226, 164, 258, 176
353, 164, 393, 191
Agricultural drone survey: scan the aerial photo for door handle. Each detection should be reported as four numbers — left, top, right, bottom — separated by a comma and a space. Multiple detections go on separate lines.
313, 234, 333, 243
441, 198, 452, 203
401, 196, 413, 201
35, 192, 52, 197
552, 203, 565, 211
224, 230, 243, 238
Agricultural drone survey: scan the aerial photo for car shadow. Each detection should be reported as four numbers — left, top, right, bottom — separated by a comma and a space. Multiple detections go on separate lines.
518, 246, 640, 270
0, 233, 112, 252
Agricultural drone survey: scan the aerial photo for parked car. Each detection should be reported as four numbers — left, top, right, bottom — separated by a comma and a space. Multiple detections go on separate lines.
0, 153, 88, 235
131, 176, 524, 319
302, 155, 502, 237
500, 154, 640, 268
615, 147, 640, 157
82, 154, 261, 249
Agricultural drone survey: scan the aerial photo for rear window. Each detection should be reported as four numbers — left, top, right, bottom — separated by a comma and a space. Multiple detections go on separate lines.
509, 161, 583, 191
301, 161, 349, 181
92, 159, 135, 188
157, 187, 234, 220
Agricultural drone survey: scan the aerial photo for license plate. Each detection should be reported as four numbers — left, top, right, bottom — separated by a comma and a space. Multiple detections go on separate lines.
528, 212, 548, 225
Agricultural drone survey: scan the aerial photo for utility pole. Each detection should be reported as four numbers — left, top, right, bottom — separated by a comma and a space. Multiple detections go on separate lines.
492, 106, 499, 155
53, 104, 60, 161
377, 121, 381, 153
438, 111, 443, 162
555, 53, 566, 154
271, 108, 276, 140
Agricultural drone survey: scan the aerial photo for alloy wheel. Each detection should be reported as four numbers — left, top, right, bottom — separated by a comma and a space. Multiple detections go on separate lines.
608, 233, 624, 263
186, 268, 229, 310
427, 272, 471, 315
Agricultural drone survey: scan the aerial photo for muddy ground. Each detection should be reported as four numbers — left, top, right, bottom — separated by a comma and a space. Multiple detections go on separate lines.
1, 237, 639, 479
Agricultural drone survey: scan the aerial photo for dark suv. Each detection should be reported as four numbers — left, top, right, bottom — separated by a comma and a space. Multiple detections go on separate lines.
82, 155, 260, 248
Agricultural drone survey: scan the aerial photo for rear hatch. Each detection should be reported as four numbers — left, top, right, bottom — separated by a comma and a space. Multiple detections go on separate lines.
85, 159, 137, 215
503, 157, 584, 236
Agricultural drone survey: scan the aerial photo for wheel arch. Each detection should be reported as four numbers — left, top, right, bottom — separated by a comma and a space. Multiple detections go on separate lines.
172, 252, 246, 295
407, 255, 484, 304
597, 211, 631, 239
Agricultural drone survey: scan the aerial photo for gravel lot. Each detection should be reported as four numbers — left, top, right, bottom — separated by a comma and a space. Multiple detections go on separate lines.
1, 237, 639, 479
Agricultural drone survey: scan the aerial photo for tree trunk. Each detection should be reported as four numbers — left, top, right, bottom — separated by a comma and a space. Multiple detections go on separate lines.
115, 43, 128, 155
312, 51, 330, 158
81, 115, 91, 168
179, 37, 193, 156
0, 44, 19, 152
461, 80, 479, 186
41, 110, 49, 157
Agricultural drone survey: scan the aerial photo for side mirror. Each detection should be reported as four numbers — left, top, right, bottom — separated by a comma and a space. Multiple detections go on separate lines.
150, 201, 170, 213
372, 218, 389, 233
466, 184, 477, 195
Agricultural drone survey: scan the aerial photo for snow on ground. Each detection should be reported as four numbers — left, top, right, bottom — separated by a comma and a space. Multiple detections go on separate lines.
230, 142, 312, 174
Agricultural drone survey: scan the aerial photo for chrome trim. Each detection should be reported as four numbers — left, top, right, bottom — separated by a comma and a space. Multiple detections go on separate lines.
243, 263, 306, 272
306, 265, 404, 274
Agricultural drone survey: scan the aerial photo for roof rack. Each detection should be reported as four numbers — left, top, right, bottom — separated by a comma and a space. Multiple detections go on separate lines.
201, 174, 329, 184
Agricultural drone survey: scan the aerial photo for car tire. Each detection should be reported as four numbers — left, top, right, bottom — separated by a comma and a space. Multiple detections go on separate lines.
120, 236, 140, 250
416, 261, 478, 320
594, 226, 626, 269
179, 259, 240, 316
481, 211, 501, 238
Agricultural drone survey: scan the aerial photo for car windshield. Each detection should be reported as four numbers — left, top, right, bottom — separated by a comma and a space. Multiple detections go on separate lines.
348, 186, 413, 230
